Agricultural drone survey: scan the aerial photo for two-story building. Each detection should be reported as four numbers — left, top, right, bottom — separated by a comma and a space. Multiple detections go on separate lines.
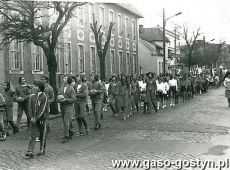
2, 3, 143, 86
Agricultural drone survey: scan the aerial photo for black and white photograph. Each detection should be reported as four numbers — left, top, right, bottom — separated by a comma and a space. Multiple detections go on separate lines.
0, 0, 229, 169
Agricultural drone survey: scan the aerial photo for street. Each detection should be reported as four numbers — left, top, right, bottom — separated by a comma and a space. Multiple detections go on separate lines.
0, 87, 230, 170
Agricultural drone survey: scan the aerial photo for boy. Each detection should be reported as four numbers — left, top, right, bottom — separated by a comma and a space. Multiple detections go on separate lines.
25, 80, 48, 157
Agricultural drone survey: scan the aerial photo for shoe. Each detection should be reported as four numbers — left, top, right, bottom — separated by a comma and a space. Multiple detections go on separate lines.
0, 134, 6, 141
61, 137, 69, 143
6, 132, 9, 137
80, 132, 84, 136
25, 151, 34, 157
98, 123, 102, 129
170, 103, 173, 107
36, 137, 40, 142
86, 129, 90, 134
114, 113, 119, 117
37, 150, 44, 156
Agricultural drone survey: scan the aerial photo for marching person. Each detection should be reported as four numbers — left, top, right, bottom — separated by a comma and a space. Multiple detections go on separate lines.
40, 75, 54, 135
0, 91, 6, 141
88, 74, 105, 130
223, 72, 230, 107
130, 75, 140, 114
58, 75, 76, 143
15, 77, 32, 131
2, 82, 18, 136
25, 80, 48, 157
168, 75, 178, 106
108, 75, 119, 116
146, 72, 157, 114
74, 74, 89, 135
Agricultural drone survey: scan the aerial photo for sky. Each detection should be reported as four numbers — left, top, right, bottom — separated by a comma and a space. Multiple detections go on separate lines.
91, 0, 230, 44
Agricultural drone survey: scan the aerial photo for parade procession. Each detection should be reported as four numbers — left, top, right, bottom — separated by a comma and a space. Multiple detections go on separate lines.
0, 1, 230, 170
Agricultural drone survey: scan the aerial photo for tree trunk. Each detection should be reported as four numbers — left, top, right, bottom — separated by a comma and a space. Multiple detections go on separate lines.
99, 55, 106, 80
47, 50, 59, 115
188, 52, 192, 71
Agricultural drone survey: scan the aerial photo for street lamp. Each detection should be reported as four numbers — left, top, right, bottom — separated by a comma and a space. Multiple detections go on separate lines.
163, 8, 182, 74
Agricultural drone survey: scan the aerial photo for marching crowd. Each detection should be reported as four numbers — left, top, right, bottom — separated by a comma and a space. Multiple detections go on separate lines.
0, 68, 226, 157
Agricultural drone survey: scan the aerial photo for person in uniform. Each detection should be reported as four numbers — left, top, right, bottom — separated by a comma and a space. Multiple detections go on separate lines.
74, 74, 89, 135
146, 72, 157, 114
25, 80, 48, 157
88, 74, 105, 130
58, 75, 76, 143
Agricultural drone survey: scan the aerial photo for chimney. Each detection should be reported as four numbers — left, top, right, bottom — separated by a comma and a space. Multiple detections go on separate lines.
139, 25, 144, 33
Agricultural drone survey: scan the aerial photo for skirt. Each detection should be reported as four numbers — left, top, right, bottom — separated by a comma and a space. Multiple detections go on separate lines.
225, 89, 230, 98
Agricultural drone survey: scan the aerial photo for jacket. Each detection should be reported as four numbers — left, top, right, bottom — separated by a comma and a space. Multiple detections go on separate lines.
0, 93, 6, 111
29, 92, 48, 121
58, 85, 76, 105
73, 83, 88, 102
15, 85, 31, 103
89, 81, 105, 100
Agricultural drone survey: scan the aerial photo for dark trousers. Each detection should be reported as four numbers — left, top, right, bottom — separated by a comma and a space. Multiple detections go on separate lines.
17, 102, 30, 129
146, 91, 157, 113
28, 120, 47, 154
75, 101, 88, 133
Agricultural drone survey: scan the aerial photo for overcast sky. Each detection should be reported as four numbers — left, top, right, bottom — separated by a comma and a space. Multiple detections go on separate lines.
96, 0, 230, 44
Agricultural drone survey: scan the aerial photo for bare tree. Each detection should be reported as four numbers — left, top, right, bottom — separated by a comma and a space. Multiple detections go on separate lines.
0, 1, 86, 114
90, 14, 115, 80
180, 24, 201, 71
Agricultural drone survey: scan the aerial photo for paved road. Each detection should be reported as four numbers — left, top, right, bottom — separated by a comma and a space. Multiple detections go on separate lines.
1, 87, 230, 170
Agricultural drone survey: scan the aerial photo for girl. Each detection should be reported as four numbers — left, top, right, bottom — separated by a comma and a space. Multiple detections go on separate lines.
156, 78, 164, 109
169, 75, 178, 106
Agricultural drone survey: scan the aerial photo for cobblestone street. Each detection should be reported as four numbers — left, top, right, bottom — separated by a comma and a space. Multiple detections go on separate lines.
1, 87, 230, 170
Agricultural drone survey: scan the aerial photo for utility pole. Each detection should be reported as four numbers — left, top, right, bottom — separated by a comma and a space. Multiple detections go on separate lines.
163, 8, 166, 75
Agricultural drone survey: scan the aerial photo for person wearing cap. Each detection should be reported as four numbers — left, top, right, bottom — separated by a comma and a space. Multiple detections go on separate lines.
15, 77, 32, 131
73, 74, 89, 135
58, 75, 76, 143
88, 74, 105, 130
25, 80, 48, 157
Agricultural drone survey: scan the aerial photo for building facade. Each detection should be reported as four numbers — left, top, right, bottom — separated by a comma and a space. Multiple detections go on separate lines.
2, 3, 143, 86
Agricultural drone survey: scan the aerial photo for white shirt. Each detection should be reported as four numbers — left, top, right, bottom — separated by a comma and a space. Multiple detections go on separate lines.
77, 84, 82, 93
64, 87, 67, 94
157, 82, 165, 92
169, 79, 177, 87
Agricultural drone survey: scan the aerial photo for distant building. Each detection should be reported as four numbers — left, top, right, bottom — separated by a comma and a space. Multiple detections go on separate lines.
2, 3, 143, 86
139, 26, 171, 74
138, 38, 163, 75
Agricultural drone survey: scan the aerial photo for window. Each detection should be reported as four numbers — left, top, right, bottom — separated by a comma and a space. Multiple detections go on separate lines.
110, 50, 115, 74
99, 7, 105, 26
32, 44, 43, 72
132, 53, 137, 74
118, 51, 123, 73
125, 17, 129, 38
117, 14, 122, 37
88, 3, 95, 24
10, 40, 23, 71
90, 46, 96, 73
64, 42, 72, 74
78, 45, 85, 72
55, 47, 61, 73
77, 6, 84, 27
132, 20, 136, 40
109, 10, 114, 24
126, 52, 130, 73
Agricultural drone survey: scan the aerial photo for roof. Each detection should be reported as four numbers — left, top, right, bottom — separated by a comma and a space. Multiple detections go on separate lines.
140, 27, 170, 42
115, 3, 144, 18
140, 38, 156, 51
